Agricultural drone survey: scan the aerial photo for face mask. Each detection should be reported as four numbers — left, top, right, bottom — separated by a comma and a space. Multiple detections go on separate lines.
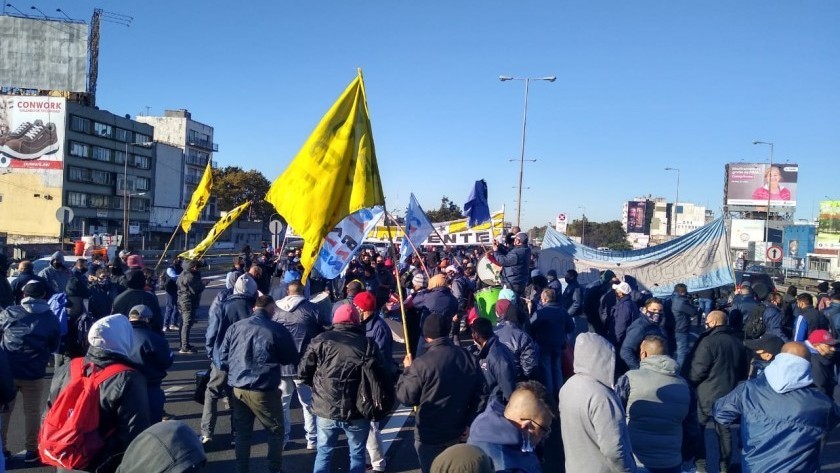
78, 267, 88, 274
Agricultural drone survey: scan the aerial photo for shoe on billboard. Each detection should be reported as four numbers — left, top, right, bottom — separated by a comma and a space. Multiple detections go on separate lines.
0, 121, 33, 147
2, 120, 59, 160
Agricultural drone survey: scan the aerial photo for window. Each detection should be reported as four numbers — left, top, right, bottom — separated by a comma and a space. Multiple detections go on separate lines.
70, 116, 90, 133
134, 133, 150, 144
130, 198, 149, 212
117, 175, 135, 193
132, 155, 151, 170
67, 192, 86, 206
92, 170, 112, 184
88, 194, 112, 209
186, 149, 209, 166
134, 177, 150, 191
92, 146, 111, 162
69, 142, 89, 158
114, 150, 126, 165
68, 166, 86, 182
115, 128, 132, 143
94, 122, 112, 137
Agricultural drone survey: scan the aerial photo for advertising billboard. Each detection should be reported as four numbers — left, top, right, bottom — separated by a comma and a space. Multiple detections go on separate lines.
817, 201, 840, 250
627, 201, 648, 234
725, 163, 798, 207
729, 218, 766, 249
0, 16, 88, 92
0, 95, 65, 240
783, 225, 815, 270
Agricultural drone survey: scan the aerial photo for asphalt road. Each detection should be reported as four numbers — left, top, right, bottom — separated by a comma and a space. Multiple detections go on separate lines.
4, 277, 840, 472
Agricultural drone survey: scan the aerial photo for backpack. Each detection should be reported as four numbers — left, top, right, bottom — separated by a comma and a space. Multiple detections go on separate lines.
39, 358, 133, 470
355, 340, 395, 422
744, 304, 768, 340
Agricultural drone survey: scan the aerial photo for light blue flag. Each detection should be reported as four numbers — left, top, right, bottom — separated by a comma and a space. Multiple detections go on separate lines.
399, 194, 434, 264
313, 206, 384, 279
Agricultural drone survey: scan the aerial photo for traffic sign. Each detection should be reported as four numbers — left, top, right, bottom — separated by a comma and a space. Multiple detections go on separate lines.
557, 213, 566, 222
766, 245, 783, 262
55, 206, 74, 224
269, 219, 284, 235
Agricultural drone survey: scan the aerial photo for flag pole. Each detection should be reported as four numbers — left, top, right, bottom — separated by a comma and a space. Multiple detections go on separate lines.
386, 212, 430, 279
382, 203, 412, 356
155, 215, 185, 272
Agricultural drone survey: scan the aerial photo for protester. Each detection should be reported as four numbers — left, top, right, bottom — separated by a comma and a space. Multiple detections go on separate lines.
10, 260, 49, 304
561, 269, 584, 319
112, 269, 164, 333
39, 251, 72, 296
493, 298, 538, 381
128, 304, 173, 424
489, 232, 531, 297
430, 444, 494, 473
161, 257, 183, 331
470, 317, 517, 404
468, 381, 553, 473
530, 288, 574, 403
0, 348, 14, 470
559, 332, 636, 472
177, 259, 206, 354
744, 333, 784, 379
0, 280, 60, 463
620, 297, 668, 371
714, 342, 840, 472
115, 420, 207, 473
609, 281, 640, 351
668, 284, 697, 368
745, 282, 785, 340
409, 274, 458, 355
0, 256, 13, 310
397, 313, 485, 473
728, 281, 757, 334
220, 294, 297, 473
824, 292, 840, 336
804, 329, 839, 401
794, 292, 830, 342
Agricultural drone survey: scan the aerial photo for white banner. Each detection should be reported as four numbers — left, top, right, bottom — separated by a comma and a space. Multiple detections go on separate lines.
313, 206, 384, 279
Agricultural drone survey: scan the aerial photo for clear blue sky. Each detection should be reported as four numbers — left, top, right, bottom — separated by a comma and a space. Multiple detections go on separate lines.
18, 1, 839, 228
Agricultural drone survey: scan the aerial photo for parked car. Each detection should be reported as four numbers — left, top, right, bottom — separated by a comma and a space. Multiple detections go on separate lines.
734, 270, 777, 293
744, 265, 786, 285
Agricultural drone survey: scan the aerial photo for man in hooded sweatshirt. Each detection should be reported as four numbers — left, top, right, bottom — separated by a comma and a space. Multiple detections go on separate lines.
112, 269, 163, 333
273, 280, 322, 449
0, 280, 61, 463
714, 342, 840, 473
128, 304, 173, 424
558, 332, 637, 473
39, 251, 72, 296
46, 314, 150, 473
116, 420, 207, 473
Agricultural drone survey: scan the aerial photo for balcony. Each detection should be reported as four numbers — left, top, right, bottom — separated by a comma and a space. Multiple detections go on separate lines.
188, 138, 219, 152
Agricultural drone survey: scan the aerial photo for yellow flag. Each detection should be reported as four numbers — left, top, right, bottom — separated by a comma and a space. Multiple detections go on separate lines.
180, 201, 250, 260
265, 71, 384, 282
181, 161, 213, 233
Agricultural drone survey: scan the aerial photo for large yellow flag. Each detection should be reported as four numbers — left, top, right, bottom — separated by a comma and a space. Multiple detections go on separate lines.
181, 161, 213, 233
265, 71, 384, 282
180, 201, 250, 260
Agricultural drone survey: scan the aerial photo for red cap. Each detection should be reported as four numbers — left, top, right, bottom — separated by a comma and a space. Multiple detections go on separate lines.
353, 291, 377, 312
808, 329, 839, 346
126, 254, 144, 268
332, 304, 360, 325
384, 258, 394, 268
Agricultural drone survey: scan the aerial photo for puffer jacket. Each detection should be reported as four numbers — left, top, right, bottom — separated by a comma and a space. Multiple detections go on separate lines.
494, 321, 538, 380
685, 325, 749, 422
0, 298, 60, 379
300, 323, 386, 421
128, 320, 173, 386
473, 336, 517, 403
609, 294, 640, 348
490, 245, 531, 288
728, 293, 758, 333
273, 295, 322, 377
396, 337, 484, 445
176, 264, 205, 314
411, 287, 459, 334
714, 353, 840, 473
204, 288, 237, 367
220, 308, 298, 391
48, 347, 150, 473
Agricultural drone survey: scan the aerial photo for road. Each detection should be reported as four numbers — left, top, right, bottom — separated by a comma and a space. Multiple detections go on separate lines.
4, 276, 840, 472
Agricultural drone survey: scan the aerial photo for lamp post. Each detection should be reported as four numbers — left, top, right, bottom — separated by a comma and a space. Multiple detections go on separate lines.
664, 167, 680, 236
499, 75, 556, 228
752, 140, 774, 244
122, 141, 153, 246
578, 206, 586, 245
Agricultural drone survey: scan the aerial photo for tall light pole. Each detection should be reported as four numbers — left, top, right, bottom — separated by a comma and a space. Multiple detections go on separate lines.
664, 167, 680, 236
752, 140, 774, 244
499, 75, 556, 227
578, 206, 586, 245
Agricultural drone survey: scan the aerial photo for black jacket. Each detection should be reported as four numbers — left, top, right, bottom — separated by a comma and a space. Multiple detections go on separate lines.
10, 270, 50, 304
668, 293, 696, 334
473, 336, 517, 404
685, 325, 749, 422
396, 337, 484, 444
112, 288, 163, 333
48, 348, 151, 473
0, 298, 61, 380
115, 420, 206, 473
129, 320, 173, 386
532, 302, 575, 354
273, 296, 322, 377
299, 323, 385, 421
176, 268, 205, 314
88, 280, 117, 319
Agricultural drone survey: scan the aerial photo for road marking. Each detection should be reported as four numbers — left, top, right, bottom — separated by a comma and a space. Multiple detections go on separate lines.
164, 385, 186, 393
381, 404, 413, 453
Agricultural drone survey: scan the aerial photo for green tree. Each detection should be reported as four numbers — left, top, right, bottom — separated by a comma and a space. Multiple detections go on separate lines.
426, 196, 463, 223
213, 166, 273, 221
567, 219, 631, 250
527, 225, 548, 241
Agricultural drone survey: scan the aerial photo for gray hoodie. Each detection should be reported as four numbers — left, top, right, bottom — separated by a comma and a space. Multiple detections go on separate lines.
559, 333, 637, 473
40, 251, 71, 295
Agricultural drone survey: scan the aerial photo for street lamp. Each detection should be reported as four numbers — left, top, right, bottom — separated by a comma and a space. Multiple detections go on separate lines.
578, 206, 586, 245
499, 75, 556, 227
752, 140, 774, 243
123, 141, 153, 245
664, 167, 680, 236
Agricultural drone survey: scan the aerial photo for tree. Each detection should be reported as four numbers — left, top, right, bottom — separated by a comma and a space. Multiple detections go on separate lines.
426, 196, 463, 223
213, 166, 272, 222
567, 219, 631, 250
527, 225, 548, 241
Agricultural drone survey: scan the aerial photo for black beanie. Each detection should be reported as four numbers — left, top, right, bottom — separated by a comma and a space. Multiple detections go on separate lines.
423, 313, 446, 340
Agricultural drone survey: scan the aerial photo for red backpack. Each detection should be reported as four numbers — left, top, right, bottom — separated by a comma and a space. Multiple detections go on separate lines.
38, 358, 132, 470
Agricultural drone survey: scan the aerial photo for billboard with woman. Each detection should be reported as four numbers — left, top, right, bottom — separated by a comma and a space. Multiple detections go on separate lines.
725, 163, 798, 207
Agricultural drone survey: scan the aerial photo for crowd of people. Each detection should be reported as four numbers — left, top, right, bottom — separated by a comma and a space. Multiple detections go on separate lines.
0, 232, 839, 473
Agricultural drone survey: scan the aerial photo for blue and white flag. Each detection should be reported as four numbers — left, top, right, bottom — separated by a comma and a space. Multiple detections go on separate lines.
399, 194, 434, 264
313, 206, 384, 279
463, 179, 490, 228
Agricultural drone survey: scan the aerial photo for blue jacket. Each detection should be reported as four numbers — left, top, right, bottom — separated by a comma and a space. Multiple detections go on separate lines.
714, 353, 840, 473
620, 314, 667, 370
492, 245, 531, 287
129, 320, 173, 386
220, 308, 298, 391
729, 293, 759, 332
825, 301, 840, 336
757, 301, 785, 340
365, 314, 394, 376
411, 287, 459, 334
10, 270, 50, 304
494, 320, 539, 379
473, 336, 517, 403
272, 295, 322, 377
0, 298, 61, 380
794, 307, 829, 342
531, 302, 575, 354
561, 279, 583, 316
668, 293, 696, 334
609, 294, 639, 348
205, 291, 250, 368
468, 398, 542, 473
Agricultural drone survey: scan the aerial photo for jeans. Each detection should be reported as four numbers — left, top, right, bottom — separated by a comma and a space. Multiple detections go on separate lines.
0, 378, 44, 452
675, 332, 691, 371
164, 293, 181, 327
314, 417, 370, 473
539, 351, 563, 404
697, 421, 736, 473
698, 298, 714, 317
201, 364, 231, 437
180, 308, 196, 349
232, 387, 285, 473
414, 437, 458, 473
148, 385, 165, 424
278, 377, 316, 445
366, 421, 385, 471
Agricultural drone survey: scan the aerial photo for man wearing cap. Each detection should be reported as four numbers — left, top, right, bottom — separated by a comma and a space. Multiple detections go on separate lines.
177, 259, 205, 354
714, 342, 840, 473
397, 313, 485, 473
273, 280, 322, 449
409, 274, 458, 356
0, 280, 61, 463
113, 265, 164, 333
220, 295, 298, 473
128, 304, 173, 423
38, 251, 72, 296
355, 291, 394, 473
488, 232, 531, 298
300, 303, 388, 473
608, 281, 639, 351
805, 329, 840, 401
744, 333, 784, 379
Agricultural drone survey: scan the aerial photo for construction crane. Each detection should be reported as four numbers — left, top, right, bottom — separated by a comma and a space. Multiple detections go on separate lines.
86, 9, 132, 107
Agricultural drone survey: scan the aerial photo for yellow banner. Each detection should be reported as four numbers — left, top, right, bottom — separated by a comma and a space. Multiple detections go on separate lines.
180, 201, 250, 260
264, 71, 384, 282
367, 209, 505, 242
181, 161, 213, 233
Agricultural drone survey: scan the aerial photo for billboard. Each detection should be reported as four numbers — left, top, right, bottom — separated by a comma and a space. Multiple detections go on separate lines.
0, 16, 88, 92
0, 95, 65, 240
817, 201, 840, 250
729, 218, 766, 249
725, 163, 798, 207
783, 225, 815, 270
627, 201, 648, 234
